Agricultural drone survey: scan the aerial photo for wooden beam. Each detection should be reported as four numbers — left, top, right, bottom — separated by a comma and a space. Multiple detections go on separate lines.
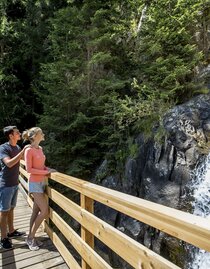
81, 194, 94, 269
48, 208, 112, 269
49, 172, 210, 252
45, 222, 81, 269
47, 187, 180, 269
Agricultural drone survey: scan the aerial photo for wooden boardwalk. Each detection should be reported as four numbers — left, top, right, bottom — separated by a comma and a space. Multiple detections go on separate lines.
0, 191, 69, 269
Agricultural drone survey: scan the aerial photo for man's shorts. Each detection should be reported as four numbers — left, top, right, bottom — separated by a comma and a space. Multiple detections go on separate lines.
29, 181, 46, 193
0, 185, 19, 212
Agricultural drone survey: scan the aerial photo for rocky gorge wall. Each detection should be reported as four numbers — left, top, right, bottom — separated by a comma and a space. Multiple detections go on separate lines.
93, 93, 210, 268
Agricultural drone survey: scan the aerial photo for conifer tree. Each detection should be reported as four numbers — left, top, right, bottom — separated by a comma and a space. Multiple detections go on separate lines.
38, 1, 139, 176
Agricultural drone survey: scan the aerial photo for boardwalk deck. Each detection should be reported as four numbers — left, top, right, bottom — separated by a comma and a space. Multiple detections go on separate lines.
0, 191, 69, 269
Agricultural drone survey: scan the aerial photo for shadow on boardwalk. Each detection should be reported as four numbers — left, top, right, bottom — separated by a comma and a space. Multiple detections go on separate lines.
0, 192, 69, 269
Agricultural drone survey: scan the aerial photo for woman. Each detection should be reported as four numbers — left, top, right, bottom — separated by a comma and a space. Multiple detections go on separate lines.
23, 127, 56, 251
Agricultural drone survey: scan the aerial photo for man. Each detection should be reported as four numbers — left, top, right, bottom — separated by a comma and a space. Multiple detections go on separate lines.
0, 126, 27, 249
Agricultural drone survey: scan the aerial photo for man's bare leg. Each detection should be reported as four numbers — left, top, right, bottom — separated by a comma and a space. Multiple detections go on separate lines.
7, 208, 15, 234
0, 211, 8, 239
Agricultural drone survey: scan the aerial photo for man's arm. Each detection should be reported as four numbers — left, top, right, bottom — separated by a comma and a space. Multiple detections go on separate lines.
2, 148, 27, 168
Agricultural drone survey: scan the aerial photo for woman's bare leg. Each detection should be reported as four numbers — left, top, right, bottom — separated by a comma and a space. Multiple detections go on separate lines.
28, 193, 48, 239
29, 202, 40, 235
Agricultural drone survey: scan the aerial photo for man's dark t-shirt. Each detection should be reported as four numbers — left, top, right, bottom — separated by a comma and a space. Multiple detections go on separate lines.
0, 142, 21, 188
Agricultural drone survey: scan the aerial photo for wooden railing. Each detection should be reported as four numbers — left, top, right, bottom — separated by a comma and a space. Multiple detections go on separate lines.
19, 160, 210, 269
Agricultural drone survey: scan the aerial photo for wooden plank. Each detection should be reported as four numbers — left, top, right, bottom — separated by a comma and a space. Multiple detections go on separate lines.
19, 165, 30, 180
1, 236, 51, 259
47, 187, 179, 269
48, 208, 112, 269
80, 194, 94, 269
0, 245, 56, 266
0, 191, 70, 269
19, 175, 28, 191
44, 178, 50, 233
18, 183, 28, 200
47, 263, 70, 269
4, 250, 61, 269
49, 171, 86, 193
25, 256, 68, 269
45, 223, 81, 269
27, 194, 34, 208
82, 183, 210, 252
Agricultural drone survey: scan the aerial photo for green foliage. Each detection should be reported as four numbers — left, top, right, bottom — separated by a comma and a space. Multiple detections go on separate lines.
38, 0, 209, 176
0, 0, 209, 178
0, 0, 67, 133
37, 1, 139, 176
135, 0, 204, 103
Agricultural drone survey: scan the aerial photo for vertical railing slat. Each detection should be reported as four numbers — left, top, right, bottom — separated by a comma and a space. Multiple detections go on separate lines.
81, 194, 94, 269
44, 178, 50, 232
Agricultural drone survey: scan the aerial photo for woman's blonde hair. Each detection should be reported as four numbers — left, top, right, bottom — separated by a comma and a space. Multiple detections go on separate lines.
22, 127, 42, 142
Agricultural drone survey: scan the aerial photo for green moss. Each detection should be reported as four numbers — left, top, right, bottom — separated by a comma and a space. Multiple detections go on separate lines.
160, 237, 187, 267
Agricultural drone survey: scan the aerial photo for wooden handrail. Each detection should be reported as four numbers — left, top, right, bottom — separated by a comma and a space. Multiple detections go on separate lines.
19, 160, 210, 269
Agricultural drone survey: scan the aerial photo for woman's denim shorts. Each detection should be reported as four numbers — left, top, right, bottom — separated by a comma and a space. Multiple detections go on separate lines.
29, 181, 46, 193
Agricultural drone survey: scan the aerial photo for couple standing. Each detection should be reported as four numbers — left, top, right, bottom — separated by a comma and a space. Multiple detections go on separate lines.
0, 126, 56, 251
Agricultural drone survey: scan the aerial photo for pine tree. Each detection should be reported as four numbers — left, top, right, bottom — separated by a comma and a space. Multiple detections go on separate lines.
38, 1, 139, 176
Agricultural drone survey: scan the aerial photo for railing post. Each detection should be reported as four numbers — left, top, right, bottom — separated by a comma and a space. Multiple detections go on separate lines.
81, 194, 94, 269
44, 177, 50, 232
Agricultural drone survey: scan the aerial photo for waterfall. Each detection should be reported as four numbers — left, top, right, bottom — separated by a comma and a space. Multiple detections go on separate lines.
136, 5, 147, 34
189, 153, 210, 269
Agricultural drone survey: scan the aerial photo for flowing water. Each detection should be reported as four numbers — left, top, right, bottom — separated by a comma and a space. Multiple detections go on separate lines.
137, 5, 147, 33
189, 154, 210, 269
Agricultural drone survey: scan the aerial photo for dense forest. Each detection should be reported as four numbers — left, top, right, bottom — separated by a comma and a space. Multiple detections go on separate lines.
0, 0, 210, 179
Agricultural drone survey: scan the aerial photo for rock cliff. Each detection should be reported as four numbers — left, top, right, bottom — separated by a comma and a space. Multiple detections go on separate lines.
94, 93, 210, 268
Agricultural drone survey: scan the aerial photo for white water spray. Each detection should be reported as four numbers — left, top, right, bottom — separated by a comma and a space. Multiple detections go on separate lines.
136, 5, 147, 34
189, 153, 210, 269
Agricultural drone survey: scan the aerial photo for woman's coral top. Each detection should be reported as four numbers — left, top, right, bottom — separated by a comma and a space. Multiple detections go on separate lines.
24, 147, 49, 182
